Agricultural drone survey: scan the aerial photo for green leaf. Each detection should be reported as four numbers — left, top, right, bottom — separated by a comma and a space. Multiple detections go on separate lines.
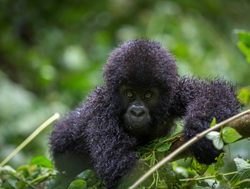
222, 127, 242, 144
237, 31, 250, 46
76, 170, 103, 187
234, 157, 250, 171
68, 179, 87, 189
77, 170, 96, 180
230, 169, 250, 188
206, 131, 220, 140
156, 143, 172, 152
16, 165, 30, 178
191, 158, 208, 175
230, 159, 250, 189
237, 88, 250, 105
173, 166, 188, 178
214, 153, 225, 170
213, 137, 224, 150
206, 131, 224, 150
16, 181, 27, 189
158, 136, 169, 143
236, 30, 250, 64
30, 156, 53, 168
210, 118, 217, 128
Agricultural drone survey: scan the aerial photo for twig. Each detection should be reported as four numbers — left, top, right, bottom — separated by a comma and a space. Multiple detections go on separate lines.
169, 109, 250, 155
129, 109, 250, 189
0, 113, 60, 167
179, 171, 237, 182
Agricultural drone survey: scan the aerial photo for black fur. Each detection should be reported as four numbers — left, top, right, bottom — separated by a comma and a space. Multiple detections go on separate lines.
50, 40, 240, 188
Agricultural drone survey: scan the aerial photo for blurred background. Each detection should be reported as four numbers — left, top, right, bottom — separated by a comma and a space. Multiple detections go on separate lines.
0, 0, 250, 167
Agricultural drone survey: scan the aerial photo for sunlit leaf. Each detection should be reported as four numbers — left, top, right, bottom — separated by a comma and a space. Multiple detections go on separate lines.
236, 30, 250, 64
237, 88, 250, 105
222, 127, 242, 144
206, 131, 220, 140
206, 131, 224, 150
31, 156, 53, 168
234, 157, 250, 171
210, 118, 217, 128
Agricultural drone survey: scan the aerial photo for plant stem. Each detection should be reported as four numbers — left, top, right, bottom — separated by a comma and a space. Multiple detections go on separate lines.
179, 171, 238, 182
0, 113, 60, 167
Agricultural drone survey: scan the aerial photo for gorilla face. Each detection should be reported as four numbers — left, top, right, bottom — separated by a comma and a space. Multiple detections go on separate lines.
119, 85, 159, 137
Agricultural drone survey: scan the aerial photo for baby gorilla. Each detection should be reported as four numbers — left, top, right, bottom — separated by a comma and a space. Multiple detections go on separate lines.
50, 40, 240, 188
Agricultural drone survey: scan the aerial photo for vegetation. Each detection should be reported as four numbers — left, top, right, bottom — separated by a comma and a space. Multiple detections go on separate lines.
1, 1, 250, 188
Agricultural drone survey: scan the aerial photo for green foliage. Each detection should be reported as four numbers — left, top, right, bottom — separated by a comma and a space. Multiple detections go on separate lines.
137, 134, 182, 188
30, 156, 53, 169
236, 30, 250, 108
74, 170, 105, 189
230, 169, 250, 188
236, 30, 250, 64
191, 158, 208, 175
222, 127, 242, 144
230, 158, 250, 188
179, 156, 250, 188
0, 156, 56, 189
209, 118, 217, 128
137, 128, 249, 189
238, 87, 250, 105
206, 123, 242, 150
0, 157, 104, 189
0, 127, 249, 189
68, 179, 87, 189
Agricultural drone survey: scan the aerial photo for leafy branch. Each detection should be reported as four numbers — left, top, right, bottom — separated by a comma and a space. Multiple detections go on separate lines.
129, 109, 250, 189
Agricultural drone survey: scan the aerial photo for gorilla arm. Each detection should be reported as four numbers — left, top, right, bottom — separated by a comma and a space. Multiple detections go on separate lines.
172, 77, 240, 164
83, 87, 138, 189
50, 105, 92, 177
50, 87, 138, 189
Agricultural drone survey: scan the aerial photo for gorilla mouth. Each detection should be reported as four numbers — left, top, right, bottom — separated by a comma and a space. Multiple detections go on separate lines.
130, 115, 146, 123
126, 115, 150, 130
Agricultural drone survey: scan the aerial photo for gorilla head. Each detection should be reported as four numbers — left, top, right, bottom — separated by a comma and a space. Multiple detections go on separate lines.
104, 40, 178, 139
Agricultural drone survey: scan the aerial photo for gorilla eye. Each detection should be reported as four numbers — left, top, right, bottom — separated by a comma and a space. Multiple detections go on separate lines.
125, 90, 134, 99
144, 91, 153, 100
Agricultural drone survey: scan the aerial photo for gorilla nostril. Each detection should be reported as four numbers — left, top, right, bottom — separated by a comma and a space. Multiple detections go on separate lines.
130, 107, 145, 117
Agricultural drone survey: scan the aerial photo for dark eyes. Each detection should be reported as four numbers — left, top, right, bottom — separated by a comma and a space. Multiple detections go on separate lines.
144, 91, 153, 100
125, 89, 135, 99
124, 89, 154, 100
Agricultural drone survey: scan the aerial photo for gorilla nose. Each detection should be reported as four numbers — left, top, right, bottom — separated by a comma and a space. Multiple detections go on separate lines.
130, 106, 145, 117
